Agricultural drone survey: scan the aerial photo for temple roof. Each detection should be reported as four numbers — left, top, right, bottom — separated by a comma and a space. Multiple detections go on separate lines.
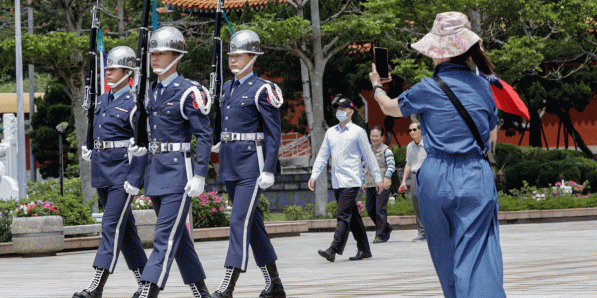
162, 0, 286, 13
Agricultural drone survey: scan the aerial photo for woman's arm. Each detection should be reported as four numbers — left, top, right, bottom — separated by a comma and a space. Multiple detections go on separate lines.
369, 64, 403, 118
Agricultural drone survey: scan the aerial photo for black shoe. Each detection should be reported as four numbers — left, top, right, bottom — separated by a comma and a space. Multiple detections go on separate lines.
190, 279, 210, 298
131, 267, 144, 298
211, 266, 241, 298
384, 225, 393, 241
372, 237, 387, 243
73, 267, 109, 298
348, 251, 372, 261
317, 247, 336, 262
137, 282, 160, 298
259, 262, 286, 298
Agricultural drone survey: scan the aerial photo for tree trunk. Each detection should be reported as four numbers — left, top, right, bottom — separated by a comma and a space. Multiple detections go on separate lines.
528, 108, 542, 147
68, 78, 97, 211
309, 0, 329, 217
555, 108, 596, 160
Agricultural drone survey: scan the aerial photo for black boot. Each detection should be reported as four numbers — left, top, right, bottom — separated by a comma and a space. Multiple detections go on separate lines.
190, 279, 211, 298
259, 262, 286, 298
211, 266, 241, 298
136, 281, 160, 298
73, 267, 109, 298
131, 267, 144, 298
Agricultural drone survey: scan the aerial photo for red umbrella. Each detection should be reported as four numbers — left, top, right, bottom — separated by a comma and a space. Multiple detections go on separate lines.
480, 73, 530, 121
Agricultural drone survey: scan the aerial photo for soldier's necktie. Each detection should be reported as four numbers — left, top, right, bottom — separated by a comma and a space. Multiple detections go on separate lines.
230, 80, 240, 96
155, 82, 163, 102
108, 92, 114, 104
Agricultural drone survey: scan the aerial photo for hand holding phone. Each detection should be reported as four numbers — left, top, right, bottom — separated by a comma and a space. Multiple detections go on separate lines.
373, 47, 389, 79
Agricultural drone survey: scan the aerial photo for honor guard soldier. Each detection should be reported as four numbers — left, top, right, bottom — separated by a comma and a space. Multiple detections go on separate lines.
74, 46, 148, 298
126, 26, 212, 298
211, 30, 286, 298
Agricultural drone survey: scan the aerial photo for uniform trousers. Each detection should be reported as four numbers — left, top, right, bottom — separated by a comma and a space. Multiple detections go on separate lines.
94, 185, 147, 273
409, 171, 425, 237
330, 187, 370, 255
365, 188, 392, 239
224, 178, 277, 272
141, 192, 205, 289
417, 153, 506, 298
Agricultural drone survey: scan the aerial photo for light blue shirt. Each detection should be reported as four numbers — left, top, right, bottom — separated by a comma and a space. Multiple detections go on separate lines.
231, 71, 254, 94
154, 72, 178, 99
110, 85, 131, 99
310, 122, 382, 189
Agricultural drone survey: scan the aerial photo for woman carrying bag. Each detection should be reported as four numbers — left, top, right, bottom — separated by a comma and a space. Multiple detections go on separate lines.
369, 11, 506, 298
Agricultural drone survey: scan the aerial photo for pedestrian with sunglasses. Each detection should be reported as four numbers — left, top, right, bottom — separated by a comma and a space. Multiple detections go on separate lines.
399, 121, 427, 241
368, 11, 505, 298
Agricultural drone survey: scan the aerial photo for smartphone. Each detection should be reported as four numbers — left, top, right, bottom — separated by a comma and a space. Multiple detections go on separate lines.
373, 47, 389, 79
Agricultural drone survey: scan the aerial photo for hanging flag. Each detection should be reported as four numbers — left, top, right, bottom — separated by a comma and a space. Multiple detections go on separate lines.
97, 29, 107, 94
152, 0, 158, 30
478, 70, 530, 121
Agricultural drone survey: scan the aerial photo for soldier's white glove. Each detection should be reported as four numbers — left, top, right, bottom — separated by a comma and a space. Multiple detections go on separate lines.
184, 175, 205, 197
128, 137, 147, 157
124, 181, 140, 195
257, 172, 275, 189
211, 142, 221, 153
81, 146, 92, 162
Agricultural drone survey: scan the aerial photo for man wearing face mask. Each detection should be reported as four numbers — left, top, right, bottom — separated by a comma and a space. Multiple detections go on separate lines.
125, 26, 213, 298
309, 98, 384, 262
210, 29, 286, 298
75, 46, 147, 298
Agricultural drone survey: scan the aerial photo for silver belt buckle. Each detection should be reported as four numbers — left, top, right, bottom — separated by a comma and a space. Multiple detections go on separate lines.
93, 140, 103, 150
148, 142, 161, 155
221, 132, 231, 142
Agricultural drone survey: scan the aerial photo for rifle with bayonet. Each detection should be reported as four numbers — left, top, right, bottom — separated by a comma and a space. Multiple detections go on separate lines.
131, 0, 152, 148
83, 4, 100, 149
209, 0, 225, 144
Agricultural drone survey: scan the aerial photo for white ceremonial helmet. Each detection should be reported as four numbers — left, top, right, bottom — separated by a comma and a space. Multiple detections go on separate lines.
149, 26, 187, 54
228, 30, 264, 55
106, 46, 135, 70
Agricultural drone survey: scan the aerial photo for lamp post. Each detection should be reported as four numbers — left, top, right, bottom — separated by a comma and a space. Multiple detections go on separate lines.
56, 122, 68, 196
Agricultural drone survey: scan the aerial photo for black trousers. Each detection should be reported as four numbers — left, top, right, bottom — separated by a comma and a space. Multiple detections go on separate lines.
365, 188, 391, 239
330, 187, 370, 255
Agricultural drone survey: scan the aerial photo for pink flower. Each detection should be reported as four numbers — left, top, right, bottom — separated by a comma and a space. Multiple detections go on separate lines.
214, 196, 220, 203
219, 206, 223, 211
208, 191, 217, 196
199, 193, 207, 200
211, 208, 217, 212
34, 213, 38, 217
555, 182, 562, 186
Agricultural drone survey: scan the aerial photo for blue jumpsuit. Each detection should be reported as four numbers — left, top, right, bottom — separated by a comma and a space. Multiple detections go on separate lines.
397, 62, 506, 298
89, 86, 147, 273
218, 72, 281, 272
136, 73, 212, 289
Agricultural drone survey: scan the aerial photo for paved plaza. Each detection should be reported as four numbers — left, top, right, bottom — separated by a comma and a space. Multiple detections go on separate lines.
1, 220, 597, 297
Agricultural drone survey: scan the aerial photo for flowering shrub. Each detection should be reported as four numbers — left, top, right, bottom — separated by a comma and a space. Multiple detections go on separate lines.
554, 180, 588, 195
15, 200, 61, 217
191, 191, 230, 228
130, 195, 153, 210
356, 201, 365, 213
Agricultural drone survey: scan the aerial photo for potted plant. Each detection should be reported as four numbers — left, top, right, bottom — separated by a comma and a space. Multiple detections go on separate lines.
131, 195, 157, 248
11, 200, 64, 256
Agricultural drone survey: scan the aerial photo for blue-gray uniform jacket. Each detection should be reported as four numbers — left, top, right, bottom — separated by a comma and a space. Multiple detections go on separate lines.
90, 87, 143, 188
219, 73, 282, 181
141, 75, 213, 196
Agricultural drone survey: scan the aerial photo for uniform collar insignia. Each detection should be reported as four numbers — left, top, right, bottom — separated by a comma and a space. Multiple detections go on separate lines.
173, 83, 180, 87
242, 96, 248, 98
167, 102, 174, 105
116, 107, 128, 113
248, 82, 253, 85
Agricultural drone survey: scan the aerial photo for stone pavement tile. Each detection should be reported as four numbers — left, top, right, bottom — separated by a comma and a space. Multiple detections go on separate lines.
1, 221, 597, 297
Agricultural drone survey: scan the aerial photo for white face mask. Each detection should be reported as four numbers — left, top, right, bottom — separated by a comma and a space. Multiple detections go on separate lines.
153, 54, 183, 75
336, 110, 349, 122
231, 55, 257, 75
107, 70, 131, 89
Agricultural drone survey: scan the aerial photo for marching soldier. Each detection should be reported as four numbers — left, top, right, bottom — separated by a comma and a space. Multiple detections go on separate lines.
74, 46, 147, 298
211, 30, 286, 298
126, 26, 213, 298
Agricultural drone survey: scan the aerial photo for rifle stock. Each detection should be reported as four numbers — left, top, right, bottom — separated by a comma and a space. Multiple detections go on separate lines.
132, 0, 152, 148
83, 5, 99, 148
209, 0, 225, 144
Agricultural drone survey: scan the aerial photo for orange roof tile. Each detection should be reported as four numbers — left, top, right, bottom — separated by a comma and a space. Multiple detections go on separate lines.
162, 0, 286, 12
0, 93, 42, 114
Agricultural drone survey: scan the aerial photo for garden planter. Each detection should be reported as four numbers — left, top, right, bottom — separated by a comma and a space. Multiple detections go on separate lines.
11, 215, 64, 256
132, 209, 157, 248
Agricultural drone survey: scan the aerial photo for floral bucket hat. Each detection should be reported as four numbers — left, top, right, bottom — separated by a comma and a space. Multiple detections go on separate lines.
411, 11, 482, 59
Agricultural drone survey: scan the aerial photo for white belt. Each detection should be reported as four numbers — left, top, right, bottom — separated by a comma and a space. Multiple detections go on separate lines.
93, 139, 130, 150
147, 142, 191, 154
220, 132, 264, 142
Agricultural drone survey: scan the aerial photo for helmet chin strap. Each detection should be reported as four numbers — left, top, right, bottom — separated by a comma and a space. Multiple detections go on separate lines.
153, 54, 183, 75
107, 71, 132, 88
231, 55, 257, 75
